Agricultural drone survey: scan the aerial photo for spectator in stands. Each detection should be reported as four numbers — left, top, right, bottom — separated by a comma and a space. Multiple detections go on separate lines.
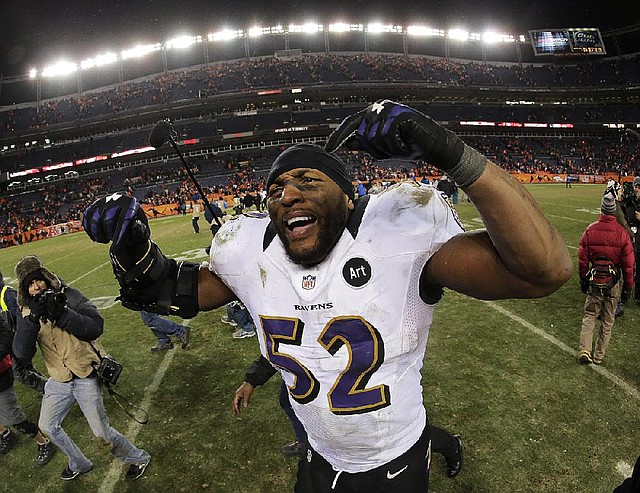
140, 310, 190, 352
12, 255, 151, 481
578, 193, 634, 365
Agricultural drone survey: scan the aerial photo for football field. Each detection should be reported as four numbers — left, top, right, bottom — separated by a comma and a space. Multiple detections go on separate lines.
1, 183, 638, 493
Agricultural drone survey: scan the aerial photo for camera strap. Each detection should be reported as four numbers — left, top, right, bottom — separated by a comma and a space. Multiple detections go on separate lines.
103, 384, 149, 425
88, 342, 149, 425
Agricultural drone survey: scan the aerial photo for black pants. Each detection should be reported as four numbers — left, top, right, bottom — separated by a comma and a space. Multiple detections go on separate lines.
295, 424, 430, 493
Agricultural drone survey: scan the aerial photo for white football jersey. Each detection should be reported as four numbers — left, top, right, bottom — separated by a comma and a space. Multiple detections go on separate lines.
209, 182, 463, 473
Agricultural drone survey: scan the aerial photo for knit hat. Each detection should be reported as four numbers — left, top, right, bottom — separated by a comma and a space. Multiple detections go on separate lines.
15, 255, 61, 307
601, 193, 617, 215
266, 144, 354, 200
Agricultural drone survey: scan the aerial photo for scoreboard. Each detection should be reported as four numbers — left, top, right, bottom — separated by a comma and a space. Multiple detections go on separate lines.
529, 28, 606, 56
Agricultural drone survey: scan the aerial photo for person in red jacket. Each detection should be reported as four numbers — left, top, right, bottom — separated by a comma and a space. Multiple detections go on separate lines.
577, 193, 635, 365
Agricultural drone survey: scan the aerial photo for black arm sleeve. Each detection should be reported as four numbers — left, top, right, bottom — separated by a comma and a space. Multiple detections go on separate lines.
244, 355, 278, 388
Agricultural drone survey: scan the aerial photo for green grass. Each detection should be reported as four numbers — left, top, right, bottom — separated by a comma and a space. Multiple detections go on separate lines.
1, 183, 638, 492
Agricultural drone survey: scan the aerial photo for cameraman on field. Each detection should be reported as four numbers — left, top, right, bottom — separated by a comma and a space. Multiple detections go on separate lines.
620, 176, 640, 303
12, 255, 151, 482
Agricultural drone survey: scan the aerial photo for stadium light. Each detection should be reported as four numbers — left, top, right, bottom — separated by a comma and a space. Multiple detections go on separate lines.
80, 52, 118, 70
289, 23, 323, 33
42, 61, 78, 78
406, 26, 444, 37
29, 69, 37, 79
121, 43, 162, 60
248, 26, 265, 37
165, 35, 202, 49
208, 29, 243, 41
448, 29, 469, 41
328, 23, 363, 32
367, 23, 403, 34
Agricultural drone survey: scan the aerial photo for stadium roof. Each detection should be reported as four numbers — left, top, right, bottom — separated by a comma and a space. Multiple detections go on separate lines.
2, 0, 639, 77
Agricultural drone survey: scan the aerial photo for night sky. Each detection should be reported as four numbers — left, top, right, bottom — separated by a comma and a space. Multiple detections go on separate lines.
2, 1, 639, 77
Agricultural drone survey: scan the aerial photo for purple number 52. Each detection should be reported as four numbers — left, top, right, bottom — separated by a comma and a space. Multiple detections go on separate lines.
260, 315, 391, 415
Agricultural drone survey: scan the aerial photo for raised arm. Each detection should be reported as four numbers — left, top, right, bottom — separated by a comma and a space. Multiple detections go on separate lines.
425, 162, 572, 299
326, 100, 572, 300
83, 193, 235, 318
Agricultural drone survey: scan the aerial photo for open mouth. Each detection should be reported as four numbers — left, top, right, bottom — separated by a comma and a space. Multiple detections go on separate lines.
287, 216, 316, 231
285, 215, 318, 239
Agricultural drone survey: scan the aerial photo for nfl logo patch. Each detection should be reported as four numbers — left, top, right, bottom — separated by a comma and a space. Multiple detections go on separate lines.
302, 275, 316, 290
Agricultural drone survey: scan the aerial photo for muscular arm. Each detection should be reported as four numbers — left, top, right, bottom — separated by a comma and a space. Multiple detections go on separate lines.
197, 267, 237, 311
425, 162, 573, 300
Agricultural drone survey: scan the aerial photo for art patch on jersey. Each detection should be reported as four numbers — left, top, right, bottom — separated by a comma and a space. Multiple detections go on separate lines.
302, 274, 316, 290
342, 257, 372, 288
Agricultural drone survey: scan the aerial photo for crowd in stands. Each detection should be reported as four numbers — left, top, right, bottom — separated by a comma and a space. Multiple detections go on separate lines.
3, 130, 639, 248
3, 53, 640, 135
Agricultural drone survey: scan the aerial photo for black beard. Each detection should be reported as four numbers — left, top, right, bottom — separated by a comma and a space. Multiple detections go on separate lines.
277, 202, 348, 267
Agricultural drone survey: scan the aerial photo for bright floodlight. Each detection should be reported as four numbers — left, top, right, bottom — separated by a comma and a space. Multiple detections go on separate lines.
42, 61, 78, 78
407, 26, 444, 37
209, 29, 243, 41
248, 26, 265, 37
80, 52, 118, 70
166, 35, 201, 49
367, 23, 402, 33
121, 43, 162, 60
289, 23, 322, 33
448, 29, 469, 41
29, 68, 37, 79
328, 23, 363, 32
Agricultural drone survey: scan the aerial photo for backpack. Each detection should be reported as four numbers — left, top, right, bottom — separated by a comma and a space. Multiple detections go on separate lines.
588, 256, 620, 294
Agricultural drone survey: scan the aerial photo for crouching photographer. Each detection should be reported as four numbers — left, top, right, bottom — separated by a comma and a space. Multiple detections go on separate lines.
12, 255, 150, 482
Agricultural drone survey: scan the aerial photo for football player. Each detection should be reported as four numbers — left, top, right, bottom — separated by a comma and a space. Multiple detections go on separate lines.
83, 100, 572, 492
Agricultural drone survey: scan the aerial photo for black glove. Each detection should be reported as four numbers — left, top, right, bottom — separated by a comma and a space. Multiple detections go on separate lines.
13, 359, 47, 394
84, 194, 200, 318
27, 294, 47, 324
44, 290, 67, 323
580, 278, 589, 294
621, 285, 630, 303
325, 100, 487, 187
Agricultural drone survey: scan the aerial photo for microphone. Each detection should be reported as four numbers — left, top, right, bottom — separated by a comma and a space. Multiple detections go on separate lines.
147, 119, 222, 228
149, 119, 173, 148
625, 128, 640, 142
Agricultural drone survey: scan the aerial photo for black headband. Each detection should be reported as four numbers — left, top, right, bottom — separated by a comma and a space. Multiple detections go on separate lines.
266, 144, 354, 200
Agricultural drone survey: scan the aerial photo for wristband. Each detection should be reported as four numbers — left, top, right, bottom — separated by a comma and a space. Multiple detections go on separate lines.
446, 144, 488, 188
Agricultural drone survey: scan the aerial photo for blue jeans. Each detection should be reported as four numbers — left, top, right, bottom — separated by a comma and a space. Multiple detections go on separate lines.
140, 310, 185, 344
39, 377, 150, 472
226, 303, 255, 333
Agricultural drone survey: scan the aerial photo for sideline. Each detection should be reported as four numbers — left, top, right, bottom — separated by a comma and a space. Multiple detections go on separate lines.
96, 319, 189, 493
486, 301, 640, 401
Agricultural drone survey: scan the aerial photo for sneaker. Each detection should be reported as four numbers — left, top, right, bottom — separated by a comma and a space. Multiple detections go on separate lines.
232, 328, 256, 339
281, 440, 307, 456
35, 440, 55, 466
0, 429, 18, 454
578, 351, 593, 365
126, 458, 150, 480
446, 435, 464, 478
593, 357, 603, 365
151, 341, 174, 352
178, 326, 191, 349
221, 316, 238, 327
61, 465, 92, 480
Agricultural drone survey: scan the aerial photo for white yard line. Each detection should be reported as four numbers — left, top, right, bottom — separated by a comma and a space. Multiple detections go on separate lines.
97, 319, 189, 492
486, 301, 640, 401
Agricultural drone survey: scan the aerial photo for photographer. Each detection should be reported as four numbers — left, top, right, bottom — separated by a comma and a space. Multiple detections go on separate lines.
12, 255, 151, 482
